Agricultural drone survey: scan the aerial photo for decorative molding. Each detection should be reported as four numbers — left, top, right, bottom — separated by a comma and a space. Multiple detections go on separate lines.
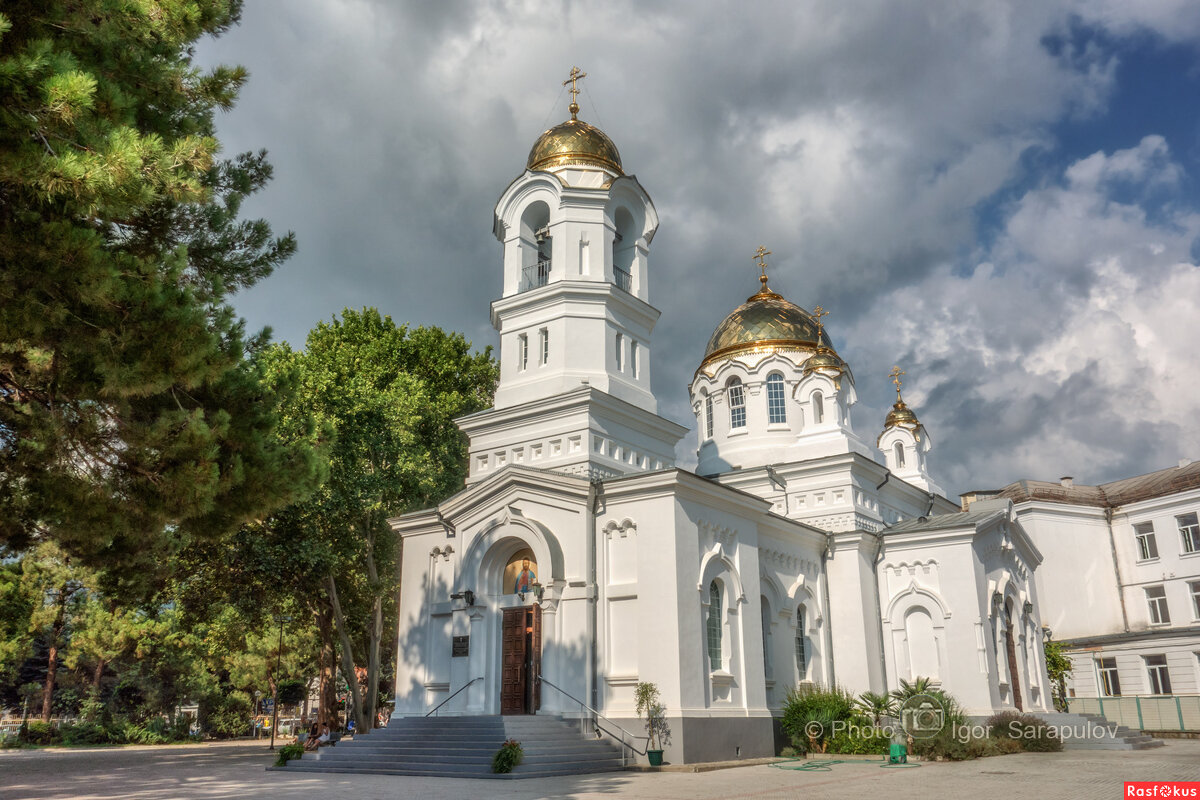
603, 518, 637, 539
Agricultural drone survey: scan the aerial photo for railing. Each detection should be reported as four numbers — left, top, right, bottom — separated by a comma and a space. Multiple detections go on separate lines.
520, 259, 551, 292
1067, 694, 1200, 732
537, 673, 650, 766
425, 677, 483, 717
613, 265, 632, 293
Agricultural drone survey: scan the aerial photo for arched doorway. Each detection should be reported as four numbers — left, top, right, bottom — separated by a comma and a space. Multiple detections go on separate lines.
1004, 600, 1023, 710
499, 548, 542, 715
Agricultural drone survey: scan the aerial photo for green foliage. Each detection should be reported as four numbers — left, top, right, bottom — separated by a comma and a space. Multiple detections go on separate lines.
0, 0, 318, 593
19, 721, 60, 745
779, 745, 798, 758
59, 722, 113, 745
854, 691, 897, 725
780, 684, 861, 754
826, 725, 891, 755
275, 743, 304, 767
492, 738, 524, 774
277, 679, 307, 707
986, 711, 1063, 752
890, 676, 934, 702
199, 689, 252, 738
1043, 638, 1073, 712
634, 681, 671, 751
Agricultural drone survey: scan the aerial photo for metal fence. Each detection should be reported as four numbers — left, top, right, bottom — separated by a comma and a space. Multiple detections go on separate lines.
1067, 695, 1200, 731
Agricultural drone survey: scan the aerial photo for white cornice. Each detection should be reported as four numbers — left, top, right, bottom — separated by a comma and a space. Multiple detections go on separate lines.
489, 279, 661, 331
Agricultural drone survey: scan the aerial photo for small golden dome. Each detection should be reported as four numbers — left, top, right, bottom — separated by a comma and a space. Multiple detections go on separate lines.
885, 399, 920, 430
699, 288, 833, 371
527, 118, 623, 175
803, 347, 846, 377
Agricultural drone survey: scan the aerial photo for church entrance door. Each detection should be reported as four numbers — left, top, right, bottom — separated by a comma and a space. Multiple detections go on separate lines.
1004, 603, 1023, 711
500, 605, 541, 715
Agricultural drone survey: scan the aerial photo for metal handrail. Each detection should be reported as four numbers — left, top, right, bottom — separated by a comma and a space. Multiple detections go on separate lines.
537, 673, 651, 765
425, 677, 483, 717
613, 265, 632, 292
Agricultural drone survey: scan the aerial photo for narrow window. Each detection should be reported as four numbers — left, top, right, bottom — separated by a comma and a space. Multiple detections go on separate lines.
761, 597, 772, 679
539, 328, 549, 365
795, 605, 808, 680
705, 394, 714, 439
1178, 512, 1200, 555
812, 390, 824, 424
615, 333, 623, 372
727, 378, 746, 429
1191, 580, 1200, 620
1146, 585, 1170, 625
1145, 654, 1172, 695
630, 340, 638, 378
1135, 522, 1159, 561
707, 581, 722, 671
894, 442, 906, 468
1097, 657, 1121, 696
519, 334, 529, 371
766, 373, 786, 424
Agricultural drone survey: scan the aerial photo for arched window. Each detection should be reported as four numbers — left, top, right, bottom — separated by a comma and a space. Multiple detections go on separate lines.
795, 604, 809, 680
701, 390, 714, 440
812, 390, 824, 424
727, 378, 746, 429
707, 581, 723, 671
761, 596, 773, 679
767, 373, 786, 424
894, 441, 906, 468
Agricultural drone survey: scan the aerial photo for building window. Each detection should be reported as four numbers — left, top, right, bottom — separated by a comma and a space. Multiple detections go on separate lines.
1135, 522, 1159, 561
1145, 654, 1172, 695
727, 378, 746, 429
1097, 657, 1121, 696
812, 390, 824, 424
765, 373, 786, 424
795, 605, 808, 681
761, 597, 772, 680
518, 334, 529, 371
1146, 585, 1171, 625
539, 328, 549, 365
630, 340, 638, 378
1190, 580, 1200, 621
702, 391, 713, 440
707, 581, 722, 671
894, 442, 906, 468
615, 333, 623, 372
1178, 512, 1200, 555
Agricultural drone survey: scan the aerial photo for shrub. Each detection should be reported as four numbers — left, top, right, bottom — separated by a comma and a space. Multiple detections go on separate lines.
60, 723, 113, 746
199, 690, 253, 738
826, 725, 891, 755
779, 745, 798, 758
492, 738, 523, 774
780, 684, 861, 753
277, 680, 307, 707
19, 721, 61, 746
275, 744, 305, 767
986, 712, 1062, 752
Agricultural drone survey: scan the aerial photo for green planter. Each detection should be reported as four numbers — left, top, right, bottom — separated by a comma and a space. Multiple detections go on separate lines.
648, 749, 664, 766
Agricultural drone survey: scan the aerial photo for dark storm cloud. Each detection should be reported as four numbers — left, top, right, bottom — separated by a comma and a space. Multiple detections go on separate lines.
197, 1, 1200, 496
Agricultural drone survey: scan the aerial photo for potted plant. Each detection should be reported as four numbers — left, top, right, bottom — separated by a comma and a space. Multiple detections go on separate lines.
635, 681, 671, 766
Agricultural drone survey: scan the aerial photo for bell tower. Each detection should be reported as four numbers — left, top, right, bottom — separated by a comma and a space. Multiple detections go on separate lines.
459, 70, 686, 483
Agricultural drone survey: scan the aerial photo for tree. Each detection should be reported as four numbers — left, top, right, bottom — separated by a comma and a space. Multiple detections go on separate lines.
1043, 638, 1073, 712
0, 1, 320, 590
20, 543, 88, 721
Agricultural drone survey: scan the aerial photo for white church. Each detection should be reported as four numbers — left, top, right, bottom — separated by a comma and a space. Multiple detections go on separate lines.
385, 77, 1143, 764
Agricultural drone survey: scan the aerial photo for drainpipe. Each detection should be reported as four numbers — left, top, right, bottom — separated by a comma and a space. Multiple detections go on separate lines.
871, 530, 888, 692
588, 479, 602, 713
820, 532, 836, 687
1103, 507, 1130, 633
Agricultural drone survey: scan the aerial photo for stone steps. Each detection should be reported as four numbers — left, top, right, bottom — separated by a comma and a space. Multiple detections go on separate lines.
276, 714, 627, 779
1029, 712, 1166, 750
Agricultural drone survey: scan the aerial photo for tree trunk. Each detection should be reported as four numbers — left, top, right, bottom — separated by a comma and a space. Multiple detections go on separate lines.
364, 537, 382, 732
92, 658, 105, 692
313, 601, 337, 728
41, 580, 70, 723
326, 574, 367, 731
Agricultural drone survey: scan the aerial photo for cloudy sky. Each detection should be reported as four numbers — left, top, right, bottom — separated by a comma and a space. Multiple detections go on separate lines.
197, 1, 1200, 498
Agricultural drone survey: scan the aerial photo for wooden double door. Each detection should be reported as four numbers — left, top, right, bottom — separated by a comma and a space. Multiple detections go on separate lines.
500, 605, 541, 715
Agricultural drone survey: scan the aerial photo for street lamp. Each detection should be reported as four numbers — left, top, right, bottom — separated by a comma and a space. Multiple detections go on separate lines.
269, 614, 293, 751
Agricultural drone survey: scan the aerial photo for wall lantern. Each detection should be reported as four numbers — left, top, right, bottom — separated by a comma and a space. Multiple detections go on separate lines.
1023, 600, 1034, 617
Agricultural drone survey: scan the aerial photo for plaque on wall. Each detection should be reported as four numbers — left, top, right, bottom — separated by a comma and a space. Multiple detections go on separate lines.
452, 635, 470, 658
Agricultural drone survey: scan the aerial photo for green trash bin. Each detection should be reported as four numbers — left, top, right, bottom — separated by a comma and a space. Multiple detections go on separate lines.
889, 743, 907, 764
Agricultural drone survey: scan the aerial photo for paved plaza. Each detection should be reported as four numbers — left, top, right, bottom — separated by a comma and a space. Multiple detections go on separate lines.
2, 739, 1199, 800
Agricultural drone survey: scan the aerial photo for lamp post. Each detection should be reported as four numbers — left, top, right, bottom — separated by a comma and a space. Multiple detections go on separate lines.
269, 614, 293, 751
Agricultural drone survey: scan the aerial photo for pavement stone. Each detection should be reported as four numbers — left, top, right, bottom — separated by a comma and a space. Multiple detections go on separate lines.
1, 738, 1198, 800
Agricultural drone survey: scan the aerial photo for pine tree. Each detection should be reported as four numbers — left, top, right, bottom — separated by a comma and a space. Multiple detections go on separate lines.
0, 2, 319, 589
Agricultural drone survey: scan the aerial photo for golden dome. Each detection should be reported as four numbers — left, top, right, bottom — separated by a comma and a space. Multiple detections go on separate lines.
527, 118, 623, 175
884, 399, 920, 430
803, 347, 846, 377
699, 287, 833, 371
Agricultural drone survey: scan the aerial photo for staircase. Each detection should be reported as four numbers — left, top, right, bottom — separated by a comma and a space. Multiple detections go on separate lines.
1030, 712, 1165, 750
278, 715, 628, 778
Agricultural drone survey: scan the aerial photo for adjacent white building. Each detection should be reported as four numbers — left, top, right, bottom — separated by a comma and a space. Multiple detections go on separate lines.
389, 91, 1059, 764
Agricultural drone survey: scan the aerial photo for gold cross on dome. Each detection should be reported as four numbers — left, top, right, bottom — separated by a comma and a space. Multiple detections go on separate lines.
889, 365, 906, 397
812, 304, 828, 339
563, 66, 587, 118
753, 246, 772, 289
